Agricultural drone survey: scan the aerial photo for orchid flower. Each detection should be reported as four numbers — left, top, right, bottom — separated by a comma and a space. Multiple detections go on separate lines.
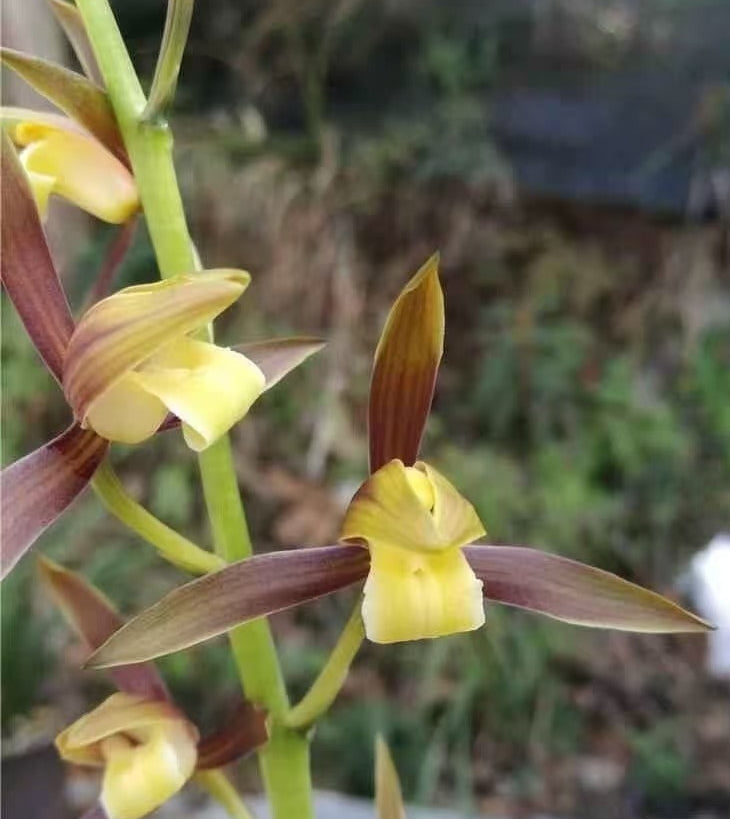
0, 135, 323, 578
86, 256, 709, 671
39, 558, 266, 819
1, 47, 137, 223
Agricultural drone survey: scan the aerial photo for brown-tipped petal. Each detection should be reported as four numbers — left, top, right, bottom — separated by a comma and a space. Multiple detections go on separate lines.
0, 47, 126, 163
464, 545, 712, 633
236, 337, 326, 391
1, 425, 107, 580
196, 701, 268, 769
1, 131, 74, 384
37, 557, 168, 700
88, 546, 370, 667
369, 254, 444, 472
375, 736, 407, 819
49, 0, 103, 85
63, 270, 250, 424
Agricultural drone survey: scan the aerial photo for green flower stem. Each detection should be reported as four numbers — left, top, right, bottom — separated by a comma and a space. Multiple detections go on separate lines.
194, 770, 256, 819
75, 0, 194, 278
75, 3, 314, 817
197, 438, 316, 819
285, 601, 365, 729
91, 460, 223, 575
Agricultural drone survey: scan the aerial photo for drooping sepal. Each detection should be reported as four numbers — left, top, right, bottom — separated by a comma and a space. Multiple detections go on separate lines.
1, 425, 107, 580
464, 545, 712, 633
37, 557, 168, 698
87, 546, 370, 667
369, 254, 444, 471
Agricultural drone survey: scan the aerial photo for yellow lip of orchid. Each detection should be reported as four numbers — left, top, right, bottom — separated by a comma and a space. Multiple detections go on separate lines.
340, 459, 487, 644
55, 692, 199, 819
63, 270, 267, 451
14, 119, 138, 223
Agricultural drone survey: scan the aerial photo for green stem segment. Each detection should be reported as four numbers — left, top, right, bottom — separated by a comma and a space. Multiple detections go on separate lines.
91, 460, 223, 575
74, 2, 314, 817
75, 0, 194, 278
197, 438, 315, 819
285, 602, 365, 729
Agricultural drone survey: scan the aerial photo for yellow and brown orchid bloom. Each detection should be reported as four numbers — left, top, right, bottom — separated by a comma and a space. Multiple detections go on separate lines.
39, 558, 266, 819
1, 46, 137, 222
0, 136, 323, 578
85, 256, 710, 672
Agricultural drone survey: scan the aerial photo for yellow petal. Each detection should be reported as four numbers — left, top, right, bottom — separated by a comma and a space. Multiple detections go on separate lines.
132, 338, 266, 451
341, 460, 485, 555
101, 721, 197, 819
24, 169, 55, 218
17, 123, 138, 223
362, 541, 484, 643
85, 371, 169, 444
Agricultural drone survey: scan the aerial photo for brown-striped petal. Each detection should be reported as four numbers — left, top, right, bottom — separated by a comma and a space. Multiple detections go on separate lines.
0, 47, 126, 164
1, 424, 107, 580
63, 270, 250, 425
49, 0, 103, 85
369, 254, 444, 472
37, 557, 168, 699
236, 337, 326, 390
1, 131, 74, 384
88, 546, 370, 667
464, 545, 712, 633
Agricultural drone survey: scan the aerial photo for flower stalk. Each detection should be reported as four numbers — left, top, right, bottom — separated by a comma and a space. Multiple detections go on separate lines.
73, 1, 314, 815
91, 460, 223, 575
285, 601, 365, 730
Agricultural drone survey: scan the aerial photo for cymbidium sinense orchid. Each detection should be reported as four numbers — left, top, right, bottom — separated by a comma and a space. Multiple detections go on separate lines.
39, 558, 267, 819
87, 256, 710, 674
1, 46, 138, 222
0, 133, 323, 579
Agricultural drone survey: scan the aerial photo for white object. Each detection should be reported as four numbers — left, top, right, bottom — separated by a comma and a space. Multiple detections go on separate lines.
687, 534, 730, 678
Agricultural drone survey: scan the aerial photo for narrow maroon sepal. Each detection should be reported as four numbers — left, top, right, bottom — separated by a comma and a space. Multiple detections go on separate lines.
1, 131, 75, 384
1, 424, 107, 579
